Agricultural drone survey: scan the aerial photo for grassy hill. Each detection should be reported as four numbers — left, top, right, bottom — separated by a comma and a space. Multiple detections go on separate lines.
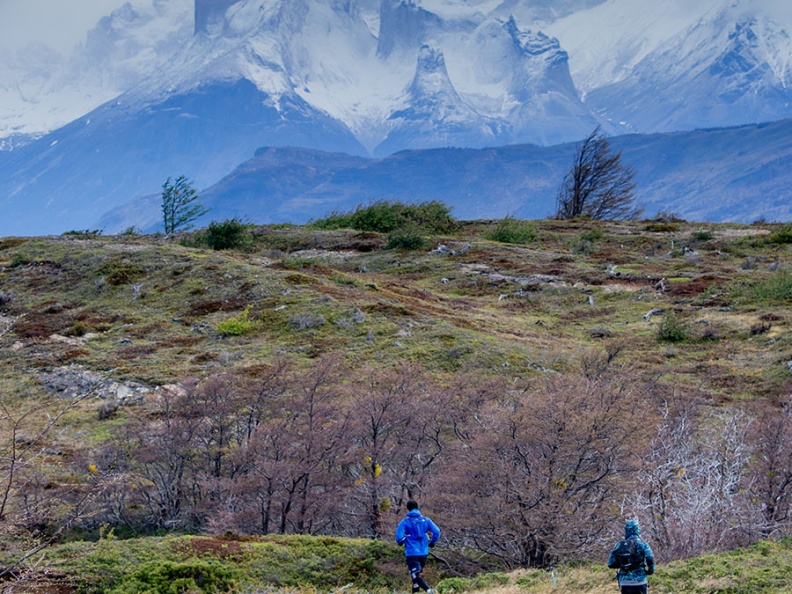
4, 219, 790, 392
2, 215, 792, 592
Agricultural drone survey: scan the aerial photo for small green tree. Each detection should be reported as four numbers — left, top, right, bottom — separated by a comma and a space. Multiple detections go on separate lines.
161, 175, 209, 234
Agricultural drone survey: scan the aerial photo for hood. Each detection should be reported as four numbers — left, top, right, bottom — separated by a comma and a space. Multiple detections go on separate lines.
625, 520, 641, 538
407, 509, 422, 518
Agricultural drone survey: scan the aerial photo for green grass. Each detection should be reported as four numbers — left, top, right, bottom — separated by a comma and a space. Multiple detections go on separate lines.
434, 538, 792, 594
13, 534, 791, 594
2, 533, 402, 593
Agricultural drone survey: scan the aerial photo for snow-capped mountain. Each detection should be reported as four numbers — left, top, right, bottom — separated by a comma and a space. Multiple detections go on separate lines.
0, 0, 194, 143
4, 0, 791, 146
542, 0, 792, 132
1, 0, 792, 236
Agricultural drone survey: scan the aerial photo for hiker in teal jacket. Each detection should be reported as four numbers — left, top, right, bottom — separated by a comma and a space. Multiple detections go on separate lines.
608, 520, 655, 594
395, 500, 440, 594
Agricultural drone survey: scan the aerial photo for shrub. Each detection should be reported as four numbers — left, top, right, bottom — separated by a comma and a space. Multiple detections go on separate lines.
198, 218, 251, 251
486, 216, 538, 244
692, 229, 713, 241
64, 322, 90, 337
408, 200, 458, 233
733, 270, 792, 303
109, 559, 238, 594
63, 229, 103, 237
386, 225, 427, 250
217, 308, 258, 336
657, 312, 688, 343
437, 571, 511, 594
768, 225, 792, 244
580, 226, 604, 242
10, 254, 30, 267
289, 313, 326, 331
106, 264, 145, 286
750, 321, 771, 336
312, 200, 456, 234
645, 222, 680, 233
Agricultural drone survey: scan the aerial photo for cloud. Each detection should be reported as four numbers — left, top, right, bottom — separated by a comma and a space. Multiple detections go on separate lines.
0, 0, 130, 53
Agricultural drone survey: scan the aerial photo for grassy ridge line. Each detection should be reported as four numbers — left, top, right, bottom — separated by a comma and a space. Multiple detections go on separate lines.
16, 534, 408, 593
11, 534, 792, 593
438, 538, 792, 594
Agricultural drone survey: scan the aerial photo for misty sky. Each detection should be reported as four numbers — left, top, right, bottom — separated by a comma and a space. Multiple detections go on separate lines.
0, 0, 129, 53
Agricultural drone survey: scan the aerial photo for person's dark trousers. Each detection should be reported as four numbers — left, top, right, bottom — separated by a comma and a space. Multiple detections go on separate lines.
406, 555, 430, 592
621, 586, 648, 594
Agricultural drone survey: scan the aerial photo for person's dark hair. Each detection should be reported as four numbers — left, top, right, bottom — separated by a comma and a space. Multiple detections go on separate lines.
406, 500, 419, 511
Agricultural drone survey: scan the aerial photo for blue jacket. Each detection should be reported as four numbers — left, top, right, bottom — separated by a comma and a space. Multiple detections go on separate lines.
395, 509, 440, 557
607, 521, 655, 587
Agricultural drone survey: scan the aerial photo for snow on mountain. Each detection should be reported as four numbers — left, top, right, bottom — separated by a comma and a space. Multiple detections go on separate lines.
544, 0, 792, 131
0, 0, 600, 152
375, 44, 502, 155
3, 0, 792, 145
0, 0, 193, 142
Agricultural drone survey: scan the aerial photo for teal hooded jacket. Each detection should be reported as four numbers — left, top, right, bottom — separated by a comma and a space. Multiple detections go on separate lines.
607, 520, 656, 586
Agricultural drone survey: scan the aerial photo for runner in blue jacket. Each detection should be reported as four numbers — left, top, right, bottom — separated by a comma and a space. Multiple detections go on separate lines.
395, 500, 441, 594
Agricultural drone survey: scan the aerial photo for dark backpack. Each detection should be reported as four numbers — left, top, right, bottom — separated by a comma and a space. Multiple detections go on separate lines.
614, 538, 644, 571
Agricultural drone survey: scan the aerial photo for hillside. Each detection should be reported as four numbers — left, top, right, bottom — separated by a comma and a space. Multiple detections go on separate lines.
2, 216, 792, 591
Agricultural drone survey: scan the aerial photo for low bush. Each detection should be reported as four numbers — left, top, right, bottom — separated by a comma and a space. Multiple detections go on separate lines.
732, 270, 792, 303
437, 571, 510, 594
580, 226, 604, 242
63, 229, 103, 237
109, 558, 239, 594
34, 535, 407, 593
217, 307, 258, 336
767, 224, 792, 244
645, 222, 680, 233
386, 225, 427, 250
192, 218, 252, 251
657, 312, 688, 343
105, 264, 145, 286
691, 229, 713, 241
312, 200, 457, 234
486, 217, 537, 244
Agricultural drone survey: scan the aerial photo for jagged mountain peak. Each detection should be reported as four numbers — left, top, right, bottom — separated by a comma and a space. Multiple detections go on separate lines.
504, 15, 561, 56
413, 44, 450, 79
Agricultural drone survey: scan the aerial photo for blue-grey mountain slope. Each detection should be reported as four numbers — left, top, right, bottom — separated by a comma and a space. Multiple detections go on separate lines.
97, 118, 792, 233
0, 79, 364, 236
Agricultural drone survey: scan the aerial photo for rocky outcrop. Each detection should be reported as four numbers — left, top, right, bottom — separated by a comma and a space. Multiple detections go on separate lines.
39, 365, 150, 405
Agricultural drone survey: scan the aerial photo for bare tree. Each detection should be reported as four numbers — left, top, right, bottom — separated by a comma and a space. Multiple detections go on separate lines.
346, 364, 458, 539
630, 397, 758, 560
556, 127, 641, 220
442, 370, 649, 568
750, 397, 792, 535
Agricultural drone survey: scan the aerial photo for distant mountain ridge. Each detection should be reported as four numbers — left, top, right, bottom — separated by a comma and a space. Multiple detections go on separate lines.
96, 119, 792, 234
